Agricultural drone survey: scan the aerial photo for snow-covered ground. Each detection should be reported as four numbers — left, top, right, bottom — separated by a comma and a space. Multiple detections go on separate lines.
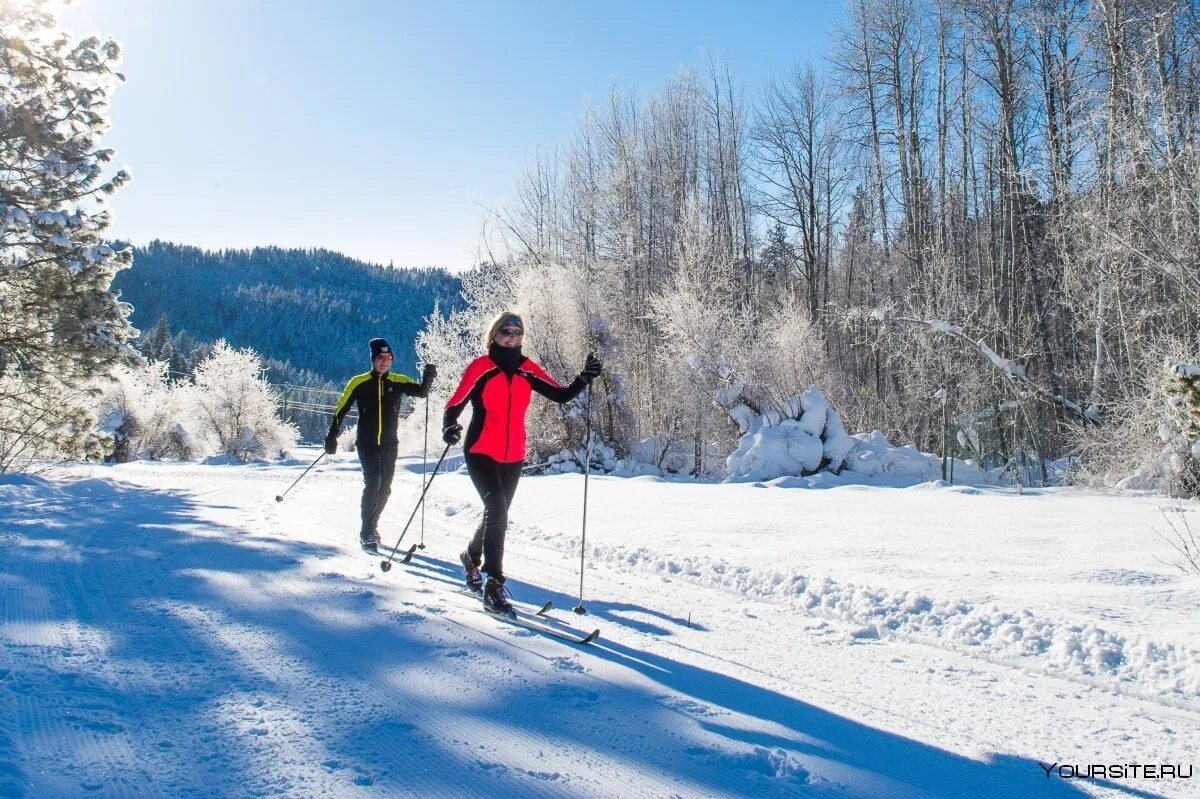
2, 447, 1198, 798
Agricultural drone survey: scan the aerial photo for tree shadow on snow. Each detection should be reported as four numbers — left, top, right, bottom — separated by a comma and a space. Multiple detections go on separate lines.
382, 554, 1159, 798
589, 636, 1161, 798
0, 476, 1165, 799
0, 479, 320, 794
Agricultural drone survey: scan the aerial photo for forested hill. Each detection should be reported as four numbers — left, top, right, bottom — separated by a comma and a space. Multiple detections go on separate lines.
113, 241, 464, 381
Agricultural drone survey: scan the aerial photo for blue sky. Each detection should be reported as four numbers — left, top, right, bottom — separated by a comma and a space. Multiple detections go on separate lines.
62, 0, 844, 271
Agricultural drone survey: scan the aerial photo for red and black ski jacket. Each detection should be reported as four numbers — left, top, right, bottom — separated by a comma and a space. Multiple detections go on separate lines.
444, 352, 586, 463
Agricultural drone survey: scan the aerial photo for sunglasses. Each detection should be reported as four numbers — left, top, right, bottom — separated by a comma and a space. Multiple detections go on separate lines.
497, 327, 524, 337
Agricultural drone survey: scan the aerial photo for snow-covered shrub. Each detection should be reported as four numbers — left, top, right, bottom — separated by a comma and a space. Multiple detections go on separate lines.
337, 424, 359, 452
648, 272, 747, 475
94, 361, 206, 461
724, 386, 1011, 485
192, 340, 297, 460
628, 436, 724, 475
1156, 506, 1200, 576
726, 386, 858, 480
740, 295, 835, 412
840, 430, 939, 479
544, 433, 618, 474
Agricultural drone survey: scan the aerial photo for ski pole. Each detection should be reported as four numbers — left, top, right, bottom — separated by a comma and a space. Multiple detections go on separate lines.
574, 381, 593, 615
275, 451, 326, 503
419, 392, 429, 549
380, 441, 453, 573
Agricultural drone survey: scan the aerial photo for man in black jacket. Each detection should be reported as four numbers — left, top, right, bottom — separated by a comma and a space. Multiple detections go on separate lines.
326, 338, 435, 550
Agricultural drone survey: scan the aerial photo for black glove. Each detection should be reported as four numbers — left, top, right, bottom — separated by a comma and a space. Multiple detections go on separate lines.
324, 433, 338, 455
443, 423, 462, 445
421, 363, 437, 387
580, 352, 603, 383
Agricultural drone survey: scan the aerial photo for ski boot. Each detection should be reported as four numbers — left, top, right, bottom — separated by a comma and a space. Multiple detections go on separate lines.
460, 550, 484, 593
482, 576, 513, 615
360, 529, 381, 553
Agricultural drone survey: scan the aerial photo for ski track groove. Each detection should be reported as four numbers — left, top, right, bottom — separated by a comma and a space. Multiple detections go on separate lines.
8, 518, 164, 798
405, 492, 1199, 799
7, 460, 1196, 797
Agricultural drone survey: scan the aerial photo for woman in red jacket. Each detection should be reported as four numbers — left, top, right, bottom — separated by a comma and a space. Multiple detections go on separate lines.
443, 311, 602, 613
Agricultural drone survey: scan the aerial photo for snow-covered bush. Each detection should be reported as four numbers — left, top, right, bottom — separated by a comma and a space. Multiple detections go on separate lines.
1156, 506, 1200, 576
337, 424, 359, 452
544, 433, 618, 474
1161, 361, 1200, 495
838, 430, 920, 478
724, 386, 1012, 485
94, 344, 296, 463
726, 386, 858, 480
740, 295, 835, 412
191, 340, 297, 460
627, 436, 726, 475
95, 361, 205, 461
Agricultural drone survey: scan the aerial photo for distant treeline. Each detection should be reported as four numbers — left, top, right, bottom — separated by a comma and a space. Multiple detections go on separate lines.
114, 240, 465, 383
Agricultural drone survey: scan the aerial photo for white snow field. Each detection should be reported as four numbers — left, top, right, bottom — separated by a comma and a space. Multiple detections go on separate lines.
2, 447, 1199, 798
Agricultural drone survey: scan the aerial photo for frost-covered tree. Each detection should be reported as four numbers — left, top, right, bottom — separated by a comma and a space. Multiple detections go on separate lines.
96, 360, 204, 462
0, 0, 134, 470
192, 340, 297, 460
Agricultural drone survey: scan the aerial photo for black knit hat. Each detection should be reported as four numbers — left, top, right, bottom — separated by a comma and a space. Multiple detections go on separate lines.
369, 338, 392, 359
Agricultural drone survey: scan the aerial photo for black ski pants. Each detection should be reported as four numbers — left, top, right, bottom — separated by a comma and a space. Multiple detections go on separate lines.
464, 453, 523, 581
357, 440, 398, 536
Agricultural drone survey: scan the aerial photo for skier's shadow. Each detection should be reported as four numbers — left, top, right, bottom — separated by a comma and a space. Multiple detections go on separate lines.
406, 555, 705, 634
404, 552, 1154, 799
574, 599, 707, 635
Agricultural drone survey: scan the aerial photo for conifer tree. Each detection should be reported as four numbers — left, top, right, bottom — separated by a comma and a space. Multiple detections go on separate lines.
0, 0, 134, 469
1165, 361, 1200, 495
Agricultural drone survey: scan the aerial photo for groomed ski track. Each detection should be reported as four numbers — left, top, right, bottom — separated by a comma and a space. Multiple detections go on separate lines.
1, 450, 1196, 798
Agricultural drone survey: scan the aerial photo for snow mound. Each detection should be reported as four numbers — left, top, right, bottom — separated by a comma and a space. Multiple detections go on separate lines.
531, 532, 1200, 704
726, 389, 1016, 488
0, 475, 132, 500
726, 387, 856, 481
0, 473, 51, 489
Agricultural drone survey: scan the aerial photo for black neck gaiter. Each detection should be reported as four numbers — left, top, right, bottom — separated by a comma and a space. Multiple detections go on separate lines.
488, 342, 524, 376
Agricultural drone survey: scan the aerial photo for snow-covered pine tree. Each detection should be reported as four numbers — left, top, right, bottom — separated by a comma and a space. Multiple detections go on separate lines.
1165, 361, 1200, 496
0, 0, 134, 470
140, 313, 175, 364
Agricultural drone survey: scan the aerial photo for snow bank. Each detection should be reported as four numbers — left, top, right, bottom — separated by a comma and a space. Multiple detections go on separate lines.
530, 530, 1200, 704
2, 473, 164, 498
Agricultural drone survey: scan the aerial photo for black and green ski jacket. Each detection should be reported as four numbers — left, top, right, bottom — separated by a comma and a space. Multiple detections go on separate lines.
329, 370, 428, 447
